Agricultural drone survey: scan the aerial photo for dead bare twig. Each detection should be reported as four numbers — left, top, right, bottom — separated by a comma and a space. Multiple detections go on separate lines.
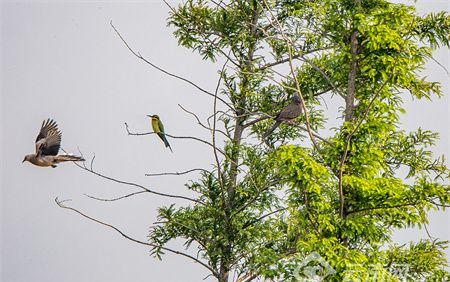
110, 21, 233, 109
124, 122, 227, 156
55, 197, 218, 277
72, 156, 203, 205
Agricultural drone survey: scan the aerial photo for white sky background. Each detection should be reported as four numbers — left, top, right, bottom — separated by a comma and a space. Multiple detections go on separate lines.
0, 1, 448, 281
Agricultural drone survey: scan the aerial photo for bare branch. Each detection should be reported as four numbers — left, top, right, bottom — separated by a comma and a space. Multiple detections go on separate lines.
55, 197, 218, 277
210, 0, 230, 11
84, 191, 147, 202
145, 168, 208, 177
178, 104, 230, 140
430, 56, 450, 77
73, 157, 203, 205
110, 21, 232, 109
124, 122, 227, 156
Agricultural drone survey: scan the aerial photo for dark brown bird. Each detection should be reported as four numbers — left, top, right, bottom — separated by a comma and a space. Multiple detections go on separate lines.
262, 95, 303, 139
22, 119, 85, 168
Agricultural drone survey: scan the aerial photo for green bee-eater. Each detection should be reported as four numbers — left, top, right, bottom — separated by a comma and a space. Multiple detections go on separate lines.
147, 114, 173, 152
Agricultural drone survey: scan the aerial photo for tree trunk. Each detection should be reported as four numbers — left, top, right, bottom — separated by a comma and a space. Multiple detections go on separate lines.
345, 28, 358, 122
218, 265, 229, 282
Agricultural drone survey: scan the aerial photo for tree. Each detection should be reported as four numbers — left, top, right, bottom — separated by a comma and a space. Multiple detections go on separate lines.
57, 0, 450, 281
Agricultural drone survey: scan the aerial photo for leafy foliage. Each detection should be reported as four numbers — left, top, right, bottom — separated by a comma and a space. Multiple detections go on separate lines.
147, 1, 450, 281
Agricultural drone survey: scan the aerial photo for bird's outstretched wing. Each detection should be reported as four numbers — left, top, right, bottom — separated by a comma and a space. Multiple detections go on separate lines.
35, 119, 62, 156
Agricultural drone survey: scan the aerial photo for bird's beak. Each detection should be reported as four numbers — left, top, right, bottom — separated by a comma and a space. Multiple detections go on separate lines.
146, 115, 151, 117
22, 159, 26, 163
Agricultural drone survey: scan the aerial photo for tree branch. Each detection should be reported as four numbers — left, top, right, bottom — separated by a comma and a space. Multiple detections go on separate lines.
346, 201, 417, 216
73, 157, 203, 205
178, 103, 230, 140
55, 197, 218, 277
110, 21, 232, 109
285, 121, 332, 145
296, 56, 346, 99
338, 68, 396, 218
212, 56, 230, 211
258, 46, 334, 70
261, 0, 320, 151
145, 168, 209, 177
242, 207, 287, 229
84, 191, 147, 202
124, 122, 227, 156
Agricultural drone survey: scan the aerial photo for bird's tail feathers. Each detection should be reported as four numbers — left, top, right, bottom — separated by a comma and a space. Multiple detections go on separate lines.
56, 155, 85, 162
158, 133, 173, 152
262, 121, 281, 140
163, 138, 173, 153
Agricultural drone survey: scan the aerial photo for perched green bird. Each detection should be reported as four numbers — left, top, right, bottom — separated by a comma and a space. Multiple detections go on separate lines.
147, 114, 173, 152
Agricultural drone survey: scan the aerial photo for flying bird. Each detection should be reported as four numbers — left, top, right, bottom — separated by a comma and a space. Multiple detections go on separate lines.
262, 94, 303, 139
148, 114, 173, 152
22, 119, 85, 167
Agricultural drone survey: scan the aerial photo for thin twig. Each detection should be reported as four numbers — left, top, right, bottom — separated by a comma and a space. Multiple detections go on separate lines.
178, 104, 230, 139
110, 21, 232, 109
73, 157, 203, 205
84, 191, 147, 202
124, 122, 227, 156
55, 197, 218, 277
145, 168, 208, 177
430, 56, 450, 77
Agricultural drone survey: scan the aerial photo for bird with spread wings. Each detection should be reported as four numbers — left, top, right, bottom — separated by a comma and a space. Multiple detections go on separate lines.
23, 119, 85, 168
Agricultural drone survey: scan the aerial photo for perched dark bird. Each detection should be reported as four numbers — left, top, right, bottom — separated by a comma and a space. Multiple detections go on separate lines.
262, 95, 303, 139
23, 119, 85, 168
148, 114, 173, 152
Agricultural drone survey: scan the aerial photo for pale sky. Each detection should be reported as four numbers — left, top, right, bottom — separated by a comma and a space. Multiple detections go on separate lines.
1, 1, 449, 281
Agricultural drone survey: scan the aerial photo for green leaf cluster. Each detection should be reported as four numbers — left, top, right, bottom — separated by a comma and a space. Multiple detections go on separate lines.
147, 0, 450, 281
